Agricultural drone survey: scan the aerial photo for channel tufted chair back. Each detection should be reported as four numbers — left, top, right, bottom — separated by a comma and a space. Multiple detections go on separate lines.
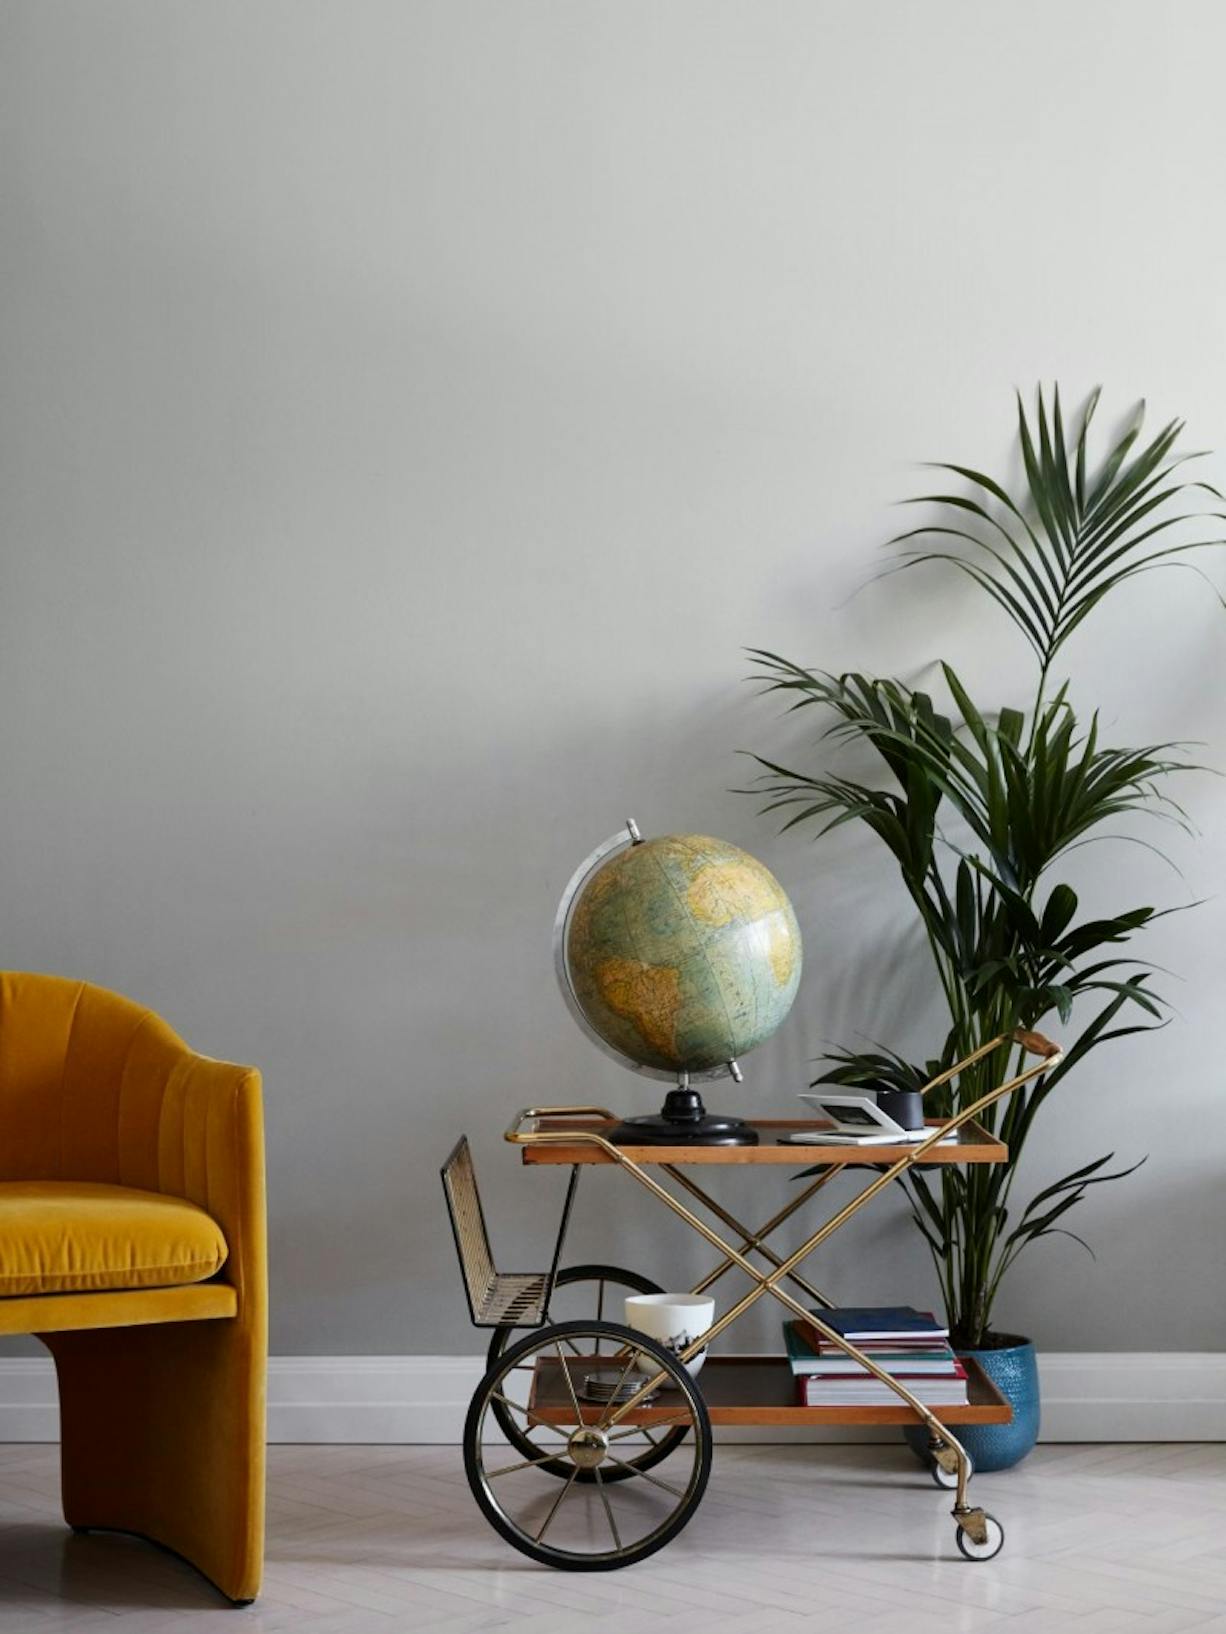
0, 972, 267, 1605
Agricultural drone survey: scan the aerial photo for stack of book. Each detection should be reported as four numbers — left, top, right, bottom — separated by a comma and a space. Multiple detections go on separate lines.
784, 1306, 968, 1407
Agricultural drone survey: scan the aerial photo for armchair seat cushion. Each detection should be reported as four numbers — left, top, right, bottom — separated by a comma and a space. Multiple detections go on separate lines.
0, 1181, 228, 1297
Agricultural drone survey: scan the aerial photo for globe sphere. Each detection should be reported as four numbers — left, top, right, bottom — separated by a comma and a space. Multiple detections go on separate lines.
563, 833, 802, 1076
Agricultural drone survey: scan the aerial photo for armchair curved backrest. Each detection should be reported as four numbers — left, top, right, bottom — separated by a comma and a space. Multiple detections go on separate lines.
0, 971, 265, 1312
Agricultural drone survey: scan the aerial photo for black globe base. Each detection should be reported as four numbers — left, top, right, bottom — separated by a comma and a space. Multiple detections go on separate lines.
610, 1086, 759, 1147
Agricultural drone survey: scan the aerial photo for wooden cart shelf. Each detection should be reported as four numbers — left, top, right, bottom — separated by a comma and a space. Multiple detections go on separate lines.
518, 1116, 1007, 1166
528, 1352, 1013, 1428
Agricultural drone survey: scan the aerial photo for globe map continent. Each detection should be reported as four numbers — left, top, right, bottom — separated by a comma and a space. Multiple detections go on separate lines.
565, 834, 802, 1074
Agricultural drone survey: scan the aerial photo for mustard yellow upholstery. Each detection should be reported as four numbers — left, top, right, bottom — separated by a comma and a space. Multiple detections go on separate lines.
0, 972, 267, 1604
0, 1181, 228, 1296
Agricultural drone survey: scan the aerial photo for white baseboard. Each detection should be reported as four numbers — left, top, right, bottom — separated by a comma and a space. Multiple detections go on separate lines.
1, 1353, 1222, 1444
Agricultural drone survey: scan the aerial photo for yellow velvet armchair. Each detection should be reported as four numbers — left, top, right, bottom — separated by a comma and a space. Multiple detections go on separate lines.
0, 972, 267, 1604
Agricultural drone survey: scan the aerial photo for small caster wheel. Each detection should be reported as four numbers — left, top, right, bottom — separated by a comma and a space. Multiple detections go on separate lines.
955, 1510, 1005, 1561
930, 1446, 971, 1489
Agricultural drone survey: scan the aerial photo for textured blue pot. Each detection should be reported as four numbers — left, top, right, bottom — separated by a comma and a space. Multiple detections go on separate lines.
904, 1334, 1040, 1473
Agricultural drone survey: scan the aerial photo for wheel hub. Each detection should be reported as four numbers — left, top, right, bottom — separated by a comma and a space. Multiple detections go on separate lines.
567, 1426, 609, 1469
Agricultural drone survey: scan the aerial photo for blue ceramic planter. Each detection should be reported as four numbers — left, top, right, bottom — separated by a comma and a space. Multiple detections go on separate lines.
905, 1335, 1040, 1472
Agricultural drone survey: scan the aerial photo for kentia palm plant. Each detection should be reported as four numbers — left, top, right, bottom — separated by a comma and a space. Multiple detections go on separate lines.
747, 386, 1222, 1356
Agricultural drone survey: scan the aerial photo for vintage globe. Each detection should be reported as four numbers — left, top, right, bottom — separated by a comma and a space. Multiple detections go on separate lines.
555, 824, 802, 1144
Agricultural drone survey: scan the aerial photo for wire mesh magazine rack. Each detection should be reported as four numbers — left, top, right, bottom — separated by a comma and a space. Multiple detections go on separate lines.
442, 1028, 1062, 1570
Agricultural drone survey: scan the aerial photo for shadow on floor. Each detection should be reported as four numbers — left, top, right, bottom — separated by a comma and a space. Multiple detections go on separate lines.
0, 1522, 221, 1614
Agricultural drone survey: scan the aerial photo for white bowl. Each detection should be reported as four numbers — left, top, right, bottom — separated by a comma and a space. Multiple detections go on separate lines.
624, 1292, 715, 1378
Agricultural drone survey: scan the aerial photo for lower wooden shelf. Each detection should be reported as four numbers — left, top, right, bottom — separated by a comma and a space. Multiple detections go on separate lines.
529, 1352, 1012, 1427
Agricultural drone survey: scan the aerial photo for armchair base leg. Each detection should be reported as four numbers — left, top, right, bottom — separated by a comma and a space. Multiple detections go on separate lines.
42, 1319, 266, 1605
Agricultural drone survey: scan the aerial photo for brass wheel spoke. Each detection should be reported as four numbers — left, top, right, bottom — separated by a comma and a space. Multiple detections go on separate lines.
594, 1351, 638, 1430
605, 1413, 691, 1444
603, 1450, 688, 1499
561, 1337, 585, 1358
490, 1387, 531, 1415
484, 1448, 571, 1480
489, 1390, 567, 1440
533, 1465, 579, 1544
593, 1467, 622, 1551
554, 1341, 585, 1423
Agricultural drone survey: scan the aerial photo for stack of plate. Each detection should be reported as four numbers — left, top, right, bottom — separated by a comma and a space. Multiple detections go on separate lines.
579, 1369, 656, 1406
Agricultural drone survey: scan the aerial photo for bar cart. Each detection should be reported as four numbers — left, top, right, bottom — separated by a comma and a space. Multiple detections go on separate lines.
443, 1028, 1061, 1571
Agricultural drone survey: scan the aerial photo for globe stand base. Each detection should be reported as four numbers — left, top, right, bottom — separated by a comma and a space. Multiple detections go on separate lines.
609, 1087, 759, 1147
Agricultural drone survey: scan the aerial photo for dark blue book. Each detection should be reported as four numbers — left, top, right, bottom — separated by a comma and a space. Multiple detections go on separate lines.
811, 1306, 948, 1343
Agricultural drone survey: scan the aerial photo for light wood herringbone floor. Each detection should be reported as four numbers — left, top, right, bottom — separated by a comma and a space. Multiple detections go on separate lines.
2, 1442, 1226, 1633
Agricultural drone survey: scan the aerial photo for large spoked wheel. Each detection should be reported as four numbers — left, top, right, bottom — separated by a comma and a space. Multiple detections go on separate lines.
487, 1266, 690, 1482
464, 1318, 712, 1570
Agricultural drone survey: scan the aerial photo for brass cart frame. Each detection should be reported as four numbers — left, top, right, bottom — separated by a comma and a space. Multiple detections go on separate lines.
452, 1028, 1062, 1568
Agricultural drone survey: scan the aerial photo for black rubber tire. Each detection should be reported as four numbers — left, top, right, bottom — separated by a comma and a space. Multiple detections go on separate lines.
487, 1265, 690, 1482
464, 1319, 712, 1571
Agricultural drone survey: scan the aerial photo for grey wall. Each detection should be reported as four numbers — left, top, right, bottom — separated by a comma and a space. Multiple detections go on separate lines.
2, 0, 1223, 1358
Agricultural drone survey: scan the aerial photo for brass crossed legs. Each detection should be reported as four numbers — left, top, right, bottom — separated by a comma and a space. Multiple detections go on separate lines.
663, 1163, 838, 1310
591, 1151, 980, 1512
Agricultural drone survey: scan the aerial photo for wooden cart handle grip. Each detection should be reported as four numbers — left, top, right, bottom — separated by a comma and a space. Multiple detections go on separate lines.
1012, 1028, 1061, 1060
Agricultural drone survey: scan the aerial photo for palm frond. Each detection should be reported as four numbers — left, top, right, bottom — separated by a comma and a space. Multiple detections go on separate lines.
888, 385, 1226, 676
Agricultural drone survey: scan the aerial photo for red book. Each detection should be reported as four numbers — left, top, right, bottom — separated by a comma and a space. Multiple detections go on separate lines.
800, 1322, 948, 1355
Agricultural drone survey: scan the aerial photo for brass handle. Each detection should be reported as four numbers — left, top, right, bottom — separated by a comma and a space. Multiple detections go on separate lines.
919, 1028, 1063, 1100
504, 1105, 615, 1144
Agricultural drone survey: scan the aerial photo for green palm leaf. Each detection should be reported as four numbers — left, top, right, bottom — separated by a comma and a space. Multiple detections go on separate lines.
889, 386, 1226, 685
